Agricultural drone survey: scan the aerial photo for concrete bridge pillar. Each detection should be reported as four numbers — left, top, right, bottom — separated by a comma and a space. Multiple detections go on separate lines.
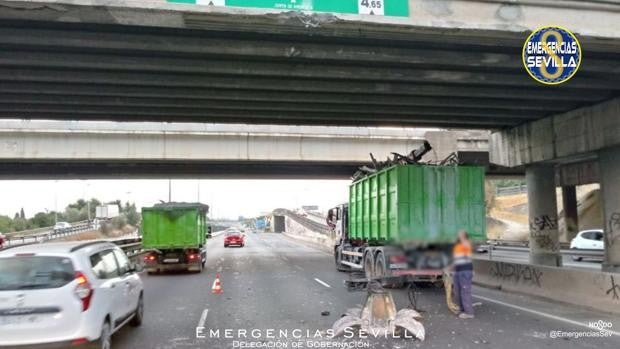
599, 146, 620, 272
526, 164, 562, 266
562, 185, 579, 242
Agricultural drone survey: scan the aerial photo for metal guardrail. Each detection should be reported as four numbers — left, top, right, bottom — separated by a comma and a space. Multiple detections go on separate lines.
306, 211, 326, 219
481, 244, 604, 260
487, 239, 570, 249
7, 220, 90, 238
117, 241, 144, 260
495, 184, 527, 196
3, 221, 95, 247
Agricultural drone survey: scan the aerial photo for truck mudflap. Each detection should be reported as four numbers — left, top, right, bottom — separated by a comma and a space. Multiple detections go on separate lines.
143, 248, 206, 273
145, 263, 202, 272
391, 269, 443, 277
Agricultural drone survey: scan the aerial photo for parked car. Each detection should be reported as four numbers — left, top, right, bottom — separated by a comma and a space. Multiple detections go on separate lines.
0, 241, 144, 348
224, 231, 245, 248
570, 229, 604, 261
53, 221, 72, 233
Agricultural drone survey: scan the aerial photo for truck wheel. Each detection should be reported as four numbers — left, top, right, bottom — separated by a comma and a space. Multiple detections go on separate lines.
375, 252, 405, 289
374, 252, 386, 278
363, 252, 375, 279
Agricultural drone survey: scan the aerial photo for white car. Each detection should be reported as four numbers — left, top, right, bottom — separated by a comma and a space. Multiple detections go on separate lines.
570, 229, 604, 261
0, 241, 144, 348
53, 221, 72, 233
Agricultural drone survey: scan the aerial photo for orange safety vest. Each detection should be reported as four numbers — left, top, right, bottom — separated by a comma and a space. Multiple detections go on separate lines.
453, 242, 473, 271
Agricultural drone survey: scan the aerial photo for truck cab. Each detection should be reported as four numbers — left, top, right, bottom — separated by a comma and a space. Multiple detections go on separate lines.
327, 204, 347, 241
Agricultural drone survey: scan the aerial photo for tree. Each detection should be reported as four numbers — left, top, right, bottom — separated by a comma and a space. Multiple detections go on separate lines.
20, 208, 25, 219
30, 212, 55, 228
0, 215, 11, 233
88, 198, 101, 219
68, 199, 87, 211
11, 218, 29, 232
64, 207, 82, 223
122, 202, 140, 226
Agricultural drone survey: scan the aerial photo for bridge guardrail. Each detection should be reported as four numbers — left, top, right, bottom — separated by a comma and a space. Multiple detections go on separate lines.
275, 208, 331, 235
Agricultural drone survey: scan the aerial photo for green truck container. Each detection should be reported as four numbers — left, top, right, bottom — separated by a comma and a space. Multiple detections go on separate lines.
141, 202, 209, 273
330, 164, 486, 281
348, 164, 485, 244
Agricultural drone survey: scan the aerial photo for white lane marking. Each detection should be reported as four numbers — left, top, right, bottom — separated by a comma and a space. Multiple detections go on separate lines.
314, 278, 331, 288
197, 309, 209, 329
473, 294, 620, 337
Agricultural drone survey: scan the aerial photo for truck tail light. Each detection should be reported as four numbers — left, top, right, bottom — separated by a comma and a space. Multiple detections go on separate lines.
144, 254, 156, 262
188, 253, 198, 261
74, 271, 93, 312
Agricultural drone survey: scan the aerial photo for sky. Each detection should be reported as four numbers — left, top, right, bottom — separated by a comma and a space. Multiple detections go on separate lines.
0, 179, 350, 219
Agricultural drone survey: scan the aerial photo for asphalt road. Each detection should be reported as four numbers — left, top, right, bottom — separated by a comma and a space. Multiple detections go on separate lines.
113, 233, 619, 349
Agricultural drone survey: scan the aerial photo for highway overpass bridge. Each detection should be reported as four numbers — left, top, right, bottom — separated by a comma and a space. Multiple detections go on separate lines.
0, 0, 619, 269
0, 0, 618, 128
0, 120, 495, 178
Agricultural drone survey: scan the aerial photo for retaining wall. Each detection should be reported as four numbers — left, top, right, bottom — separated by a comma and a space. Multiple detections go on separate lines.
474, 259, 620, 315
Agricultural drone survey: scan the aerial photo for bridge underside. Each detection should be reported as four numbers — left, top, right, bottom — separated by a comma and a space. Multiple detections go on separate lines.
0, 1, 618, 128
0, 154, 520, 179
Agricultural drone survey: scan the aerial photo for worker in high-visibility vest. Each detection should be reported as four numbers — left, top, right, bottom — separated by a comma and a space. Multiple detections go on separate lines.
452, 230, 474, 319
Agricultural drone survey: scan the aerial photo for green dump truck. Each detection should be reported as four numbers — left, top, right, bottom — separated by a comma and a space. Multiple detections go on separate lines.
329, 161, 485, 282
141, 202, 209, 273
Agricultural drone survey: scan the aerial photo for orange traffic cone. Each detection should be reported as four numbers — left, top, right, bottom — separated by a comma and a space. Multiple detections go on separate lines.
212, 274, 223, 294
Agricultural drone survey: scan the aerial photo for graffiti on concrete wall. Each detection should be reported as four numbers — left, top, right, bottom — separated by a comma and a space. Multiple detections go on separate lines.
529, 214, 559, 251
606, 276, 620, 301
490, 262, 542, 288
530, 214, 558, 232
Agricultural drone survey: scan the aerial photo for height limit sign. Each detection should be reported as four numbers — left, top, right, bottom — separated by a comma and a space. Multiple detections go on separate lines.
358, 0, 384, 15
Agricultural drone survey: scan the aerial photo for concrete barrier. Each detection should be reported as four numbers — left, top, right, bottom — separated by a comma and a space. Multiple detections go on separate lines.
474, 259, 620, 315
282, 216, 335, 254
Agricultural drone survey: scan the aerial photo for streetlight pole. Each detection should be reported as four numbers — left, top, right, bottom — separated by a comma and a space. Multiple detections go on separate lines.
197, 180, 201, 203
168, 179, 172, 203
86, 182, 91, 222
54, 180, 58, 224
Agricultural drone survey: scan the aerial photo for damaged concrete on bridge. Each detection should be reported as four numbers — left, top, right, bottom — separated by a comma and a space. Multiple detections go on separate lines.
0, 0, 618, 128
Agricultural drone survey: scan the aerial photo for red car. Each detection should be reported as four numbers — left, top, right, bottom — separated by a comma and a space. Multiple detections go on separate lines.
224, 231, 245, 247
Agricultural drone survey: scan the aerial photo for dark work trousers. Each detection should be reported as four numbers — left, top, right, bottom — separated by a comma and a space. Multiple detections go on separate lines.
453, 269, 474, 315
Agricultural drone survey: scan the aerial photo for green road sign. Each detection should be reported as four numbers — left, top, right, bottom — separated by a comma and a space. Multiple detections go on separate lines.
168, 0, 409, 17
